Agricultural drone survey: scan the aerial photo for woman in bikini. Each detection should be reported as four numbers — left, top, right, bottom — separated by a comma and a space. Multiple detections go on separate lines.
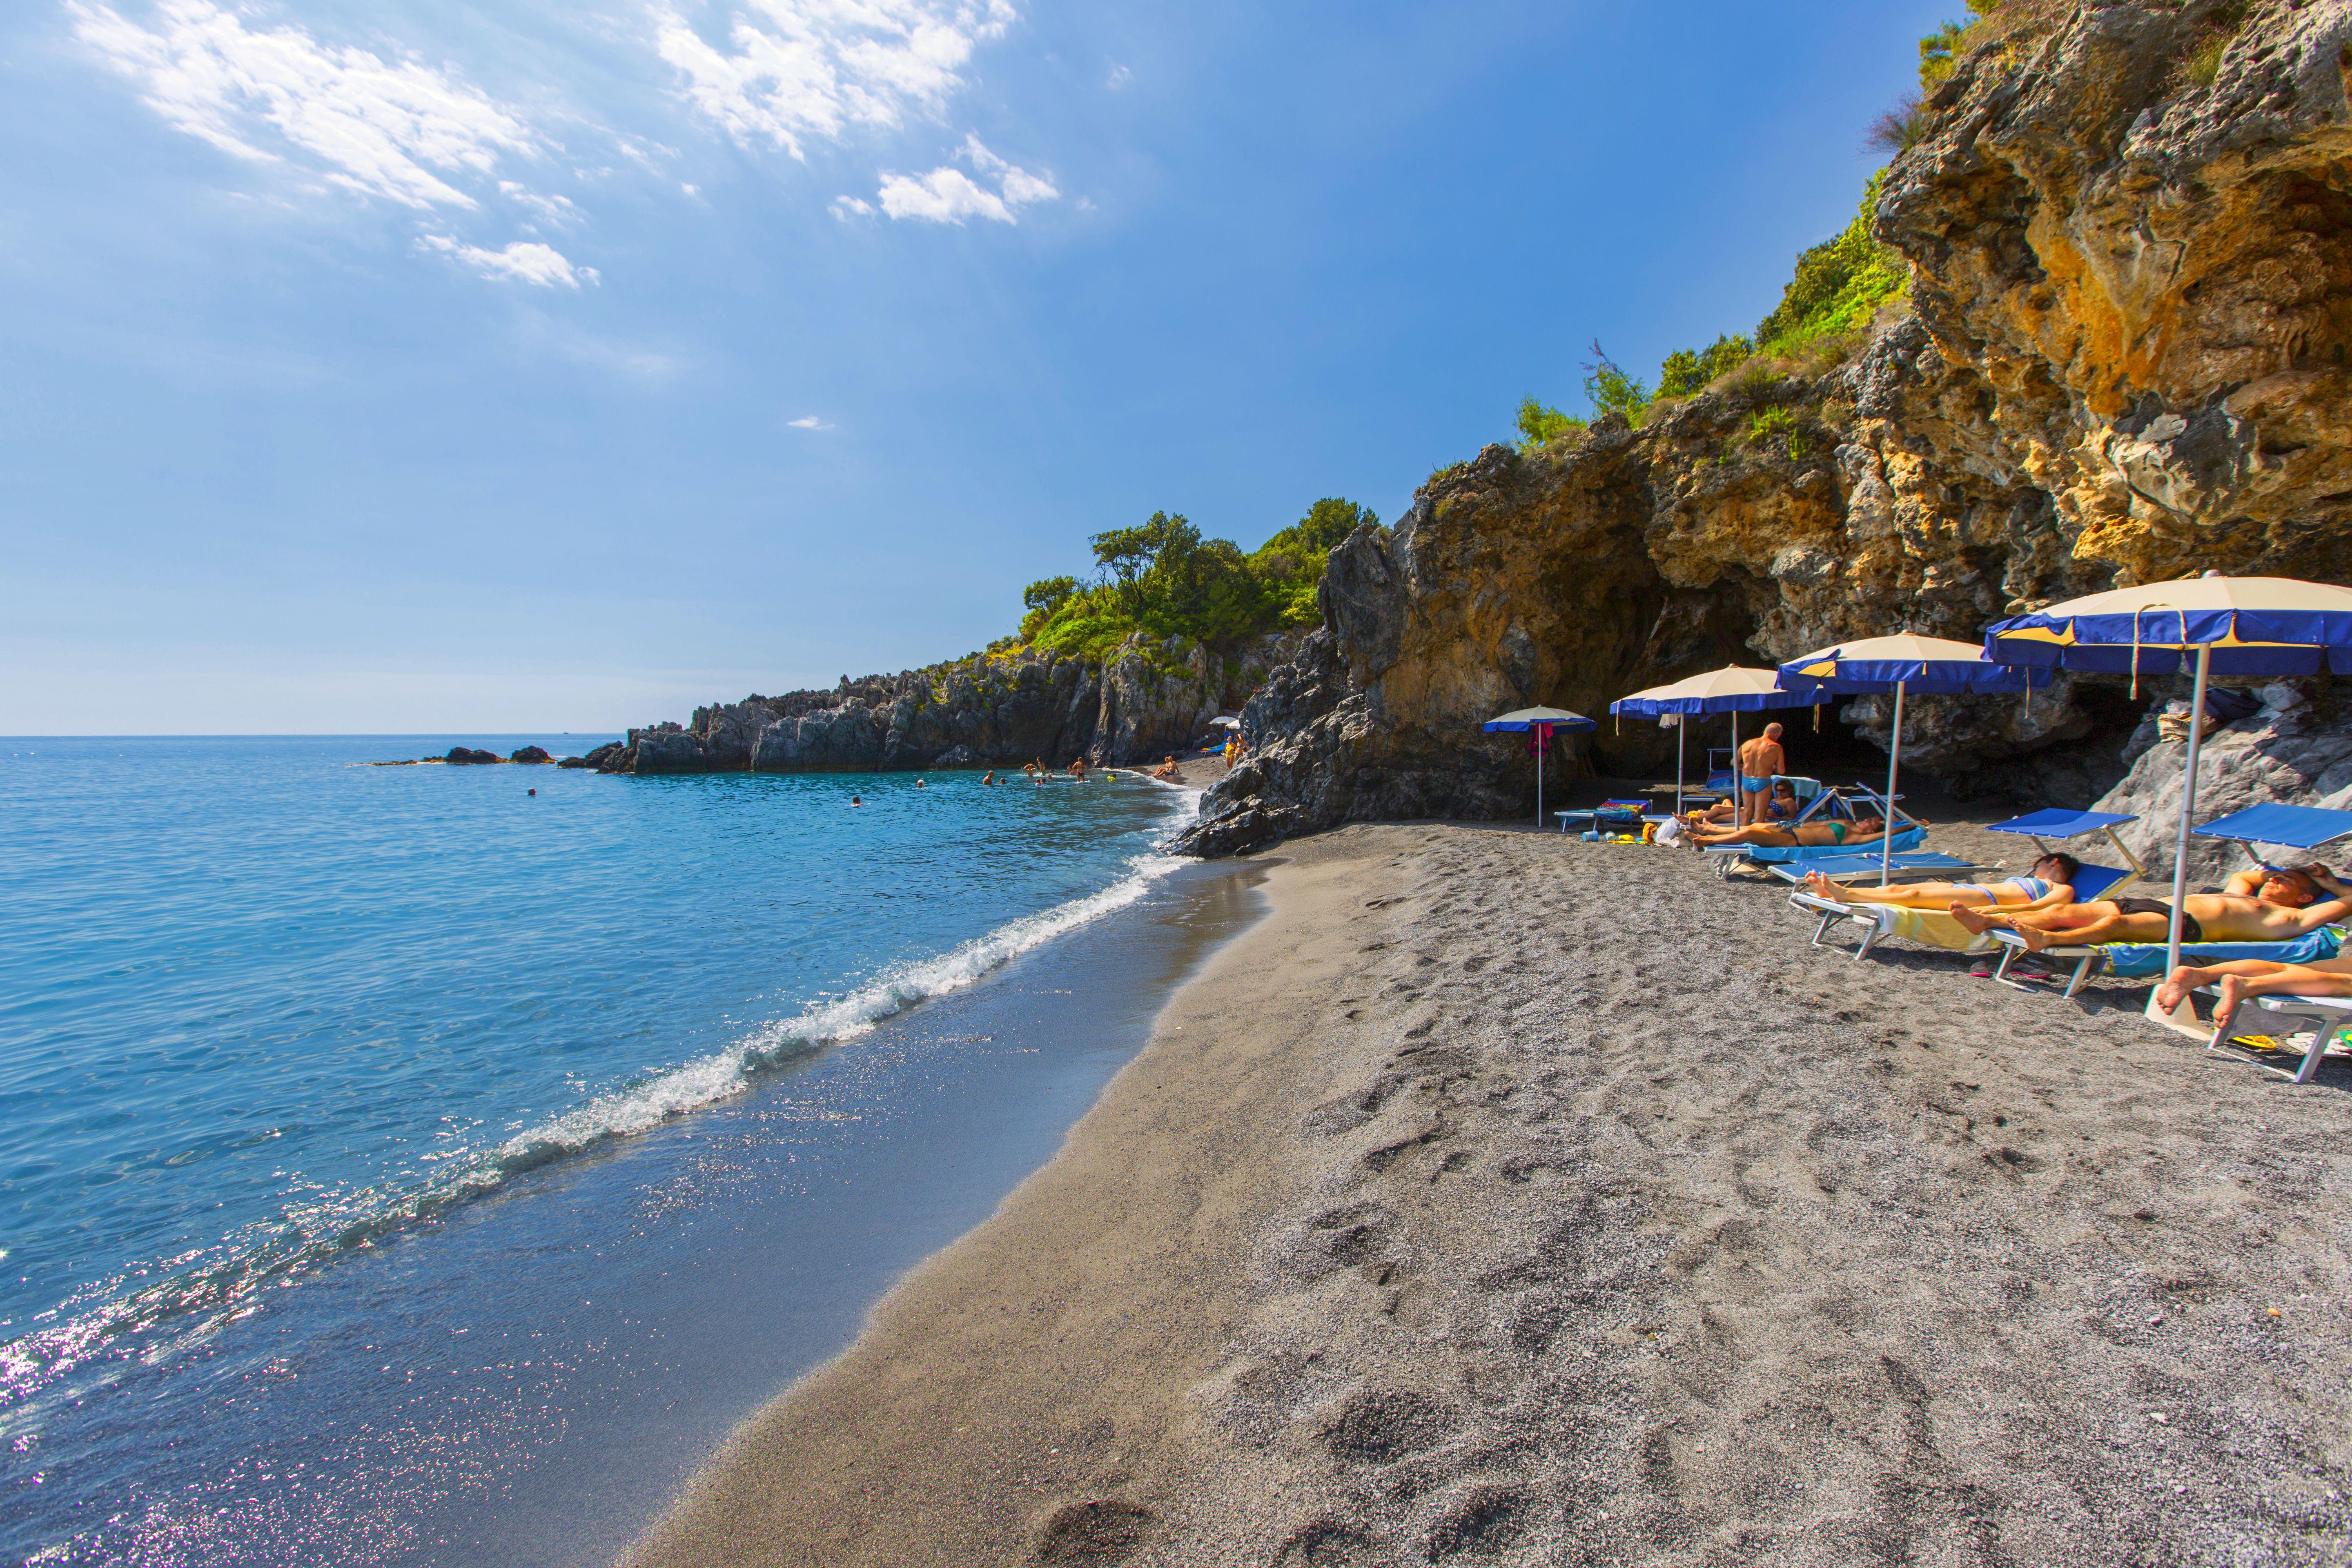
1799, 852, 2082, 910
1683, 815, 1900, 850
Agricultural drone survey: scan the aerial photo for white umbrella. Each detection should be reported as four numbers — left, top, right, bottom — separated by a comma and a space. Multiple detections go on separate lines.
1610, 666, 1813, 817
1481, 706, 1597, 828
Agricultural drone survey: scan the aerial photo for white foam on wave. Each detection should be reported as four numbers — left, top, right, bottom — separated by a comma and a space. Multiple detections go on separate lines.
491, 848, 1187, 1170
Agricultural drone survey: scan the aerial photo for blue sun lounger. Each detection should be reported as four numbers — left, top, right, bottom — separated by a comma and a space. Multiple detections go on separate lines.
2207, 992, 2352, 1084
1706, 823, 1931, 880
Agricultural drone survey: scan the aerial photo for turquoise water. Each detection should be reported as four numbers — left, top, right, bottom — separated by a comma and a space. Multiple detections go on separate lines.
0, 737, 1200, 1560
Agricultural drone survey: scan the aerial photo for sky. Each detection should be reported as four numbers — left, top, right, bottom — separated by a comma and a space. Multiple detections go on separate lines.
0, 0, 1957, 735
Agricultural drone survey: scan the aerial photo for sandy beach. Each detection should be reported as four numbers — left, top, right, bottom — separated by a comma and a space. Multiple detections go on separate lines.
630, 818, 2352, 1566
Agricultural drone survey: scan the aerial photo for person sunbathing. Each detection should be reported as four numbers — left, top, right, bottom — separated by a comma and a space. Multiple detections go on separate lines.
1686, 781, 1801, 829
1684, 814, 1898, 850
1951, 864, 2352, 951
1800, 852, 2082, 911
2153, 954, 2352, 1022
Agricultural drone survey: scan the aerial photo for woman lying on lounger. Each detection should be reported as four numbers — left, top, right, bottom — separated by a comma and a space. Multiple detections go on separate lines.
1683, 814, 1900, 850
1797, 852, 2081, 910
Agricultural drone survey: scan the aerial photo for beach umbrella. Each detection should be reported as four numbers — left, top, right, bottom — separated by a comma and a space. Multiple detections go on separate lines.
1776, 634, 2028, 887
1481, 706, 1598, 828
1983, 573, 2352, 1003
1609, 666, 1813, 816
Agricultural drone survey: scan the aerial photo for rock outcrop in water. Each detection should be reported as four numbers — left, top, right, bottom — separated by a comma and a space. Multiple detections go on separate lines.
1176, 0, 2352, 857
590, 633, 1300, 775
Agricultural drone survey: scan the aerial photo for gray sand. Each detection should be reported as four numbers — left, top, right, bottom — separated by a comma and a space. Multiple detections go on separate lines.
631, 822, 2352, 1566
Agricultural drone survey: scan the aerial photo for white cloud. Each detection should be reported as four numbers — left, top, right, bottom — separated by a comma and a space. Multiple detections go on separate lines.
1105, 63, 1129, 90
829, 194, 875, 219
786, 414, 832, 429
500, 181, 581, 227
864, 132, 1054, 224
419, 235, 599, 287
655, 0, 1016, 159
71, 0, 547, 211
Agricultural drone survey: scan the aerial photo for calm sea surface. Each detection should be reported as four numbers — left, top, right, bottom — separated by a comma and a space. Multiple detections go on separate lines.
0, 737, 1235, 1565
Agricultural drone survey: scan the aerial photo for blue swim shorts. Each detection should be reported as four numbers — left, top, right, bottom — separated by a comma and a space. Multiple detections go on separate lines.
1739, 775, 1768, 792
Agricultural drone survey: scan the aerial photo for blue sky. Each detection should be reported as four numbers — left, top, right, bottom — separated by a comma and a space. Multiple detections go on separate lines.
1, 0, 1953, 735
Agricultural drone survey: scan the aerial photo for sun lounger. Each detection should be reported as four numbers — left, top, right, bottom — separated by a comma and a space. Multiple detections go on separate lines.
1762, 850, 1984, 885
1704, 823, 1929, 879
2203, 992, 2352, 1084
1986, 926, 2347, 998
1785, 861, 2138, 962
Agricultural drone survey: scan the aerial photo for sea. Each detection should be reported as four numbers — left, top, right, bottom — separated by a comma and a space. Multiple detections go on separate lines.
0, 736, 1260, 1567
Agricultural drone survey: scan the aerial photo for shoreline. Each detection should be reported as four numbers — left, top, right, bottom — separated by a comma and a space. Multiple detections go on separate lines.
630, 818, 2352, 1566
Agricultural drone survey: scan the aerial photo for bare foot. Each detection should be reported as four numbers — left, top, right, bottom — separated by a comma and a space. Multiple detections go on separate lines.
1802, 871, 1831, 896
2016, 924, 2055, 952
2212, 973, 2248, 1030
1947, 902, 1996, 936
2154, 969, 2195, 1013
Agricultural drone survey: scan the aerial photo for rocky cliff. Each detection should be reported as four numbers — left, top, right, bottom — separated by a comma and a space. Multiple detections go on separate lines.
583, 633, 1299, 775
1177, 0, 2352, 857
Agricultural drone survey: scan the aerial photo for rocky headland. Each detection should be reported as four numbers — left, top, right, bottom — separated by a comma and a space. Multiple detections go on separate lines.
1178, 0, 2352, 855
588, 0, 2352, 863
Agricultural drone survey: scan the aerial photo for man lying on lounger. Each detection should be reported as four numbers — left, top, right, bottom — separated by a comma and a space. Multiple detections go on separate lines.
1798, 852, 2082, 910
1951, 864, 2352, 951
2152, 953, 2352, 1023
1683, 814, 1900, 850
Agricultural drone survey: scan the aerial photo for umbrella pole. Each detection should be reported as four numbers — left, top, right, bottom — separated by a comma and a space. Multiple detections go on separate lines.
1882, 681, 1905, 888
1675, 721, 1685, 817
1536, 724, 1545, 829
2165, 646, 2214, 979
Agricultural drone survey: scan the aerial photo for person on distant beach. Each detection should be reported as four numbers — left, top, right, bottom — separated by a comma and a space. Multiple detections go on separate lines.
2153, 952, 2352, 1023
1735, 722, 1787, 827
1951, 863, 2352, 951
1800, 852, 2081, 910
1151, 754, 1180, 781
1683, 815, 1899, 851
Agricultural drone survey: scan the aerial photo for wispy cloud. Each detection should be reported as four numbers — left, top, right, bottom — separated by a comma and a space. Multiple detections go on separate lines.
419, 236, 599, 287
858, 132, 1055, 224
1105, 63, 1129, 90
654, 0, 1016, 158
786, 414, 832, 429
71, 0, 546, 211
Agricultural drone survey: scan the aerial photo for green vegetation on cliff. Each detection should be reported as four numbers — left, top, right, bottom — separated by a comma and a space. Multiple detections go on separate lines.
1013, 497, 1376, 661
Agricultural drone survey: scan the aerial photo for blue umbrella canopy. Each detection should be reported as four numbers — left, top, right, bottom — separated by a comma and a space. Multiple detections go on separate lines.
1982, 575, 2352, 678
1775, 633, 2029, 695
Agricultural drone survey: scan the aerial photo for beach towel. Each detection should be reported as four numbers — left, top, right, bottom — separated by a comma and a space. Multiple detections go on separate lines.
2089, 925, 2344, 978
1737, 824, 1929, 864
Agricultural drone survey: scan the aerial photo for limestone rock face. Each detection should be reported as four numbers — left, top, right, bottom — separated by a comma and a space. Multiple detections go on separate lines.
1178, 0, 2352, 857
2091, 684, 2352, 889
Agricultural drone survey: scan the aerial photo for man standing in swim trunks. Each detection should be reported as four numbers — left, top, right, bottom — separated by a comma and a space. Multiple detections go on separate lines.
1951, 864, 2352, 951
1736, 722, 1787, 827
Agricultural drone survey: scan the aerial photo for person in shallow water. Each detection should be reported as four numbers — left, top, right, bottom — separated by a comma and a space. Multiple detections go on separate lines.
1682, 815, 1900, 850
1951, 863, 2352, 950
916, 777, 926, 788
982, 770, 996, 785
1800, 852, 2082, 910
850, 794, 861, 806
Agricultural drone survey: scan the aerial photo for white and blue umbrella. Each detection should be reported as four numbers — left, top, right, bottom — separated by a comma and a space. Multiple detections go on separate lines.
1610, 666, 1814, 816
1777, 634, 2028, 886
1482, 706, 1597, 828
1985, 574, 2352, 997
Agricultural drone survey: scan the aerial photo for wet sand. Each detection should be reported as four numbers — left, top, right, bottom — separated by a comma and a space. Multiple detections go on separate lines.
630, 820, 2352, 1566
